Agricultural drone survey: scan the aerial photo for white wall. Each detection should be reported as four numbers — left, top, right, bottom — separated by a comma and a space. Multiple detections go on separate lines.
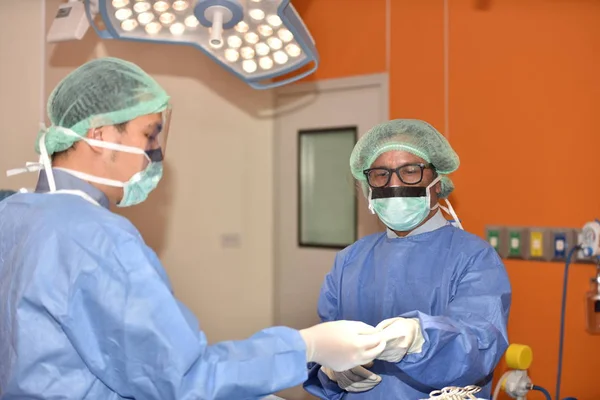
1, 0, 277, 343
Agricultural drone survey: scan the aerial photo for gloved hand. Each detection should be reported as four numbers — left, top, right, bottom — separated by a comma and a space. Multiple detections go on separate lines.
320, 363, 382, 393
375, 317, 425, 363
300, 320, 386, 372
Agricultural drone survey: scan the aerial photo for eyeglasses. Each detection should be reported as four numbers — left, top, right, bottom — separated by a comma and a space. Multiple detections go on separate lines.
363, 163, 434, 188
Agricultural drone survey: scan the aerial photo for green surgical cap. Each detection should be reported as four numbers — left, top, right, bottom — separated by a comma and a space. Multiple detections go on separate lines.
36, 57, 171, 155
350, 119, 459, 198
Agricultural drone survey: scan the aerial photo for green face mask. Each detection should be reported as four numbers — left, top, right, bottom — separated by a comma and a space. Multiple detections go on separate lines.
118, 159, 163, 207
368, 176, 442, 232
42, 128, 164, 207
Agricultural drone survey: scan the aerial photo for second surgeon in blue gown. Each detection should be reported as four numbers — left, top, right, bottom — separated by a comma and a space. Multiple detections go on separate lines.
304, 119, 512, 400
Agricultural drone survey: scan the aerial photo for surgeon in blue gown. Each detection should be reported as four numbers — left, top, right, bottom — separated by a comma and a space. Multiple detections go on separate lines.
0, 58, 388, 400
304, 120, 512, 400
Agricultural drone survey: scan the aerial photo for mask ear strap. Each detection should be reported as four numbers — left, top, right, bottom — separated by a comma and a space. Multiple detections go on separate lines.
57, 126, 149, 157
53, 167, 125, 188
38, 133, 57, 192
427, 175, 443, 211
439, 198, 463, 230
368, 187, 375, 214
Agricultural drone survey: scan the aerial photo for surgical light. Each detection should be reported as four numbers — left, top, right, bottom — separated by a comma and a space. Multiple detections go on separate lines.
267, 36, 282, 50
255, 42, 270, 56
257, 24, 273, 37
172, 1, 189, 11
134, 2, 152, 13
138, 12, 155, 24
49, 0, 319, 89
227, 35, 242, 48
244, 31, 260, 45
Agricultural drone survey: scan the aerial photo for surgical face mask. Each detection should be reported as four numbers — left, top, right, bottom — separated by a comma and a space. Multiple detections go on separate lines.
50, 132, 164, 207
6, 126, 165, 207
368, 176, 442, 232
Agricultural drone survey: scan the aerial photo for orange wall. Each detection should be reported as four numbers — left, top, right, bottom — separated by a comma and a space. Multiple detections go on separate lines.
300, 0, 600, 399
442, 2, 600, 398
291, 0, 387, 80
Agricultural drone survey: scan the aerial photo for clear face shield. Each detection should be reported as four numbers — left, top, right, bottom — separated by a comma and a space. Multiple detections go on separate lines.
152, 105, 172, 157
136, 105, 172, 167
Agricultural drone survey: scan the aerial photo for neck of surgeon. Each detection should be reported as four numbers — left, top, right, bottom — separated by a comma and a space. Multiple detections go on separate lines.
52, 148, 124, 205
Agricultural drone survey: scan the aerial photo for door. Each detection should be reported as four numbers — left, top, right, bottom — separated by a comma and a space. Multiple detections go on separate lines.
274, 74, 389, 330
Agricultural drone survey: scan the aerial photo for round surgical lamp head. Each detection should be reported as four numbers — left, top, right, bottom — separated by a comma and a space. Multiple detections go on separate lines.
89, 0, 320, 89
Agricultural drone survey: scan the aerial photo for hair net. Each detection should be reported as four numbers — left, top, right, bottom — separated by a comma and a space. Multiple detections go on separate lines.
37, 57, 170, 155
350, 119, 459, 198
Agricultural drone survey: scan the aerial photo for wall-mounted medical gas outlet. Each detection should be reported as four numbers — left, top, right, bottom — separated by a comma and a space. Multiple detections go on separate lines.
524, 228, 548, 261
505, 227, 526, 259
486, 226, 505, 254
549, 229, 574, 261
486, 224, 597, 264
573, 229, 594, 264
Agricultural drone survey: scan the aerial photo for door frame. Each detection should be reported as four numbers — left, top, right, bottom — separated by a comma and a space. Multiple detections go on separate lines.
274, 73, 389, 119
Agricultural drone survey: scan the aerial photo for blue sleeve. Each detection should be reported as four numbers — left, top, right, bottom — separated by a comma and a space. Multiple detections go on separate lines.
398, 247, 512, 388
303, 251, 346, 400
303, 365, 347, 400
317, 251, 345, 322
60, 236, 308, 400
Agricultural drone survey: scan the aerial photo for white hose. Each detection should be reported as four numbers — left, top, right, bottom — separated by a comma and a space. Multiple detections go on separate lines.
492, 371, 513, 400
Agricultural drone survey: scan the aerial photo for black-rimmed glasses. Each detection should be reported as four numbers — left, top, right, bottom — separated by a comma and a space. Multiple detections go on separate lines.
363, 163, 434, 188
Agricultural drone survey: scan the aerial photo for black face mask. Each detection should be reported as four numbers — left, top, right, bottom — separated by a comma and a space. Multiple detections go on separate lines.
370, 186, 426, 199
145, 148, 164, 162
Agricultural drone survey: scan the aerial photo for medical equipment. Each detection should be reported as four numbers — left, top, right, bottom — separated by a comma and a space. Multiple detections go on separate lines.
581, 220, 600, 334
418, 344, 551, 400
586, 270, 600, 335
492, 344, 551, 400
553, 219, 600, 400
580, 220, 600, 258
47, 0, 319, 90
46, 1, 92, 41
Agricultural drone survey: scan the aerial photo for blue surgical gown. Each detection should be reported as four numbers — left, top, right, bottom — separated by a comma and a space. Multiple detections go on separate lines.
0, 169, 307, 399
304, 213, 511, 400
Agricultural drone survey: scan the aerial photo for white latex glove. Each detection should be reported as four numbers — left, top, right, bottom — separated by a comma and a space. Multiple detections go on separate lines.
300, 320, 386, 372
375, 317, 425, 363
320, 363, 382, 393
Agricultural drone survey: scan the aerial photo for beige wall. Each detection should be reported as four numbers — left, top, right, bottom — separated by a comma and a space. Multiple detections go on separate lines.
1, 0, 277, 343
0, 0, 45, 192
